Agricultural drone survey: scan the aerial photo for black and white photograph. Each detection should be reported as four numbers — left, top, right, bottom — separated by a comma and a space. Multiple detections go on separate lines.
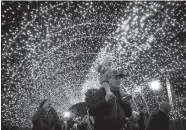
1, 1, 186, 130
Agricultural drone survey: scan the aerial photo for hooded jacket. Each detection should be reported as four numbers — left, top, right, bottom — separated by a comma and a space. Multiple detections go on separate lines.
138, 109, 149, 130
88, 88, 132, 130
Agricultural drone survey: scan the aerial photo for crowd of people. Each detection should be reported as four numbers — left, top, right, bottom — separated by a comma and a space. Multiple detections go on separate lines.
31, 59, 176, 130
29, 56, 185, 130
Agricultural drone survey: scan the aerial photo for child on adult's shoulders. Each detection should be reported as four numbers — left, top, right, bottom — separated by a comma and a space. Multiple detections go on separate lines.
96, 55, 132, 104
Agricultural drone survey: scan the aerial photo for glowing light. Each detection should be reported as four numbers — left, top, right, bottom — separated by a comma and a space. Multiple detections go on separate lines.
63, 111, 71, 118
149, 80, 162, 91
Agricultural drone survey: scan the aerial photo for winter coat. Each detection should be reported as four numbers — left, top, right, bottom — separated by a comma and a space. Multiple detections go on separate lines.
89, 88, 132, 130
32, 107, 61, 130
146, 109, 169, 130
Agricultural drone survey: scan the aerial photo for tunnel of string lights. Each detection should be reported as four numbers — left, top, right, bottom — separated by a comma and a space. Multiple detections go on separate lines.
1, 1, 186, 128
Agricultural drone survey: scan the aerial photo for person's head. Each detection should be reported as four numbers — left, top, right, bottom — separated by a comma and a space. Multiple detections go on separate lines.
85, 89, 98, 103
102, 56, 112, 67
39, 99, 52, 109
132, 111, 139, 121
107, 68, 124, 89
73, 123, 78, 129
159, 101, 171, 116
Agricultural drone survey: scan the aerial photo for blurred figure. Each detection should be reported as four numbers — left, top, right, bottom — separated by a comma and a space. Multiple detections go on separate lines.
124, 111, 139, 130
146, 101, 171, 130
78, 114, 94, 130
72, 123, 78, 130
60, 116, 65, 129
78, 115, 89, 130
138, 105, 149, 130
85, 89, 98, 105
31, 99, 61, 130
67, 117, 77, 130
62, 121, 68, 130
132, 111, 140, 121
